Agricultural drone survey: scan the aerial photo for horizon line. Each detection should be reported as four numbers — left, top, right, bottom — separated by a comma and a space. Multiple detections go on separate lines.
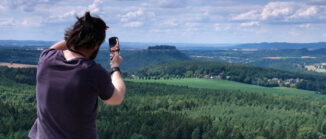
0, 39, 325, 45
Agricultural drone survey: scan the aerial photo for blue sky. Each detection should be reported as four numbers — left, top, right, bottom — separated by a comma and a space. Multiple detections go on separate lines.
0, 0, 325, 43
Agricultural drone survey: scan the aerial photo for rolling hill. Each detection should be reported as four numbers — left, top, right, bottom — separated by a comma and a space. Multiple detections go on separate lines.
132, 61, 326, 93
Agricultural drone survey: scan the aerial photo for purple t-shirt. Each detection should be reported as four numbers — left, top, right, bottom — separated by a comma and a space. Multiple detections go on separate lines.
28, 49, 114, 139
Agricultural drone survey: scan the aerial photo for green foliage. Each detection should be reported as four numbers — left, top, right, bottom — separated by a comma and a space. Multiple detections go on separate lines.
183, 48, 326, 73
3, 66, 326, 138
134, 61, 326, 93
0, 48, 190, 71
298, 127, 322, 139
127, 78, 320, 98
0, 67, 36, 85
0, 48, 41, 65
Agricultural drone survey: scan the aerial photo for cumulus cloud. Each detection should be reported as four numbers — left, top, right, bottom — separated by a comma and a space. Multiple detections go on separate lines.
0, 18, 14, 26
44, 0, 104, 24
120, 9, 145, 22
149, 28, 177, 33
232, 1, 326, 23
118, 7, 155, 29
298, 23, 311, 28
240, 21, 260, 27
291, 6, 318, 19
155, 0, 188, 8
44, 5, 87, 23
0, 5, 5, 11
160, 19, 178, 27
0, 17, 42, 26
1, 0, 325, 42
214, 23, 231, 31
123, 21, 143, 27
233, 10, 260, 20
261, 2, 298, 20
87, 0, 103, 14
0, 0, 63, 12
20, 17, 43, 26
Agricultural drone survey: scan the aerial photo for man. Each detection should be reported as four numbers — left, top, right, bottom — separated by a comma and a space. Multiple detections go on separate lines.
28, 12, 126, 139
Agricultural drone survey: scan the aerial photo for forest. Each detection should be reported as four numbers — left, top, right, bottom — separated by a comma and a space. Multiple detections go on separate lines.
1, 67, 326, 138
183, 48, 326, 73
133, 61, 326, 93
0, 46, 190, 71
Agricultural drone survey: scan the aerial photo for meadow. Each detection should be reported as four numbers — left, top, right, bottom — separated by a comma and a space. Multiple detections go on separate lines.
126, 78, 321, 98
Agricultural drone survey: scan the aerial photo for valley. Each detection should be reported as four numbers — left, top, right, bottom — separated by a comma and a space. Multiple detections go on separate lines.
1, 41, 326, 138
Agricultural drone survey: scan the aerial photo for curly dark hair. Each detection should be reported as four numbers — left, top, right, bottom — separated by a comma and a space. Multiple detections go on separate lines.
64, 11, 107, 50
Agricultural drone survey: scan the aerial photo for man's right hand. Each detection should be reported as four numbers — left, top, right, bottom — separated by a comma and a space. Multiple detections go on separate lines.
110, 52, 123, 68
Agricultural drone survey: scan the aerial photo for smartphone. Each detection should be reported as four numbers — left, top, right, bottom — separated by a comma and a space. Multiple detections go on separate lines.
109, 37, 119, 60
109, 37, 119, 52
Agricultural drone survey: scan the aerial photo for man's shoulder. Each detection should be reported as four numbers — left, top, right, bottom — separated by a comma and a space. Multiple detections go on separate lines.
40, 48, 58, 57
38, 48, 59, 64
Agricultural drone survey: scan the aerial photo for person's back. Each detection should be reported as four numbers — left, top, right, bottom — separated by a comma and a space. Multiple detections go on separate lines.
29, 12, 125, 139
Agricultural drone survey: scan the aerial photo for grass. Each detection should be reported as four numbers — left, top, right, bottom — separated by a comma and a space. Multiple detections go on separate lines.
126, 78, 325, 98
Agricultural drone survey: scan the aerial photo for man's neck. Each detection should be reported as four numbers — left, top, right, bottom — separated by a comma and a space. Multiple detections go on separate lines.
63, 50, 86, 61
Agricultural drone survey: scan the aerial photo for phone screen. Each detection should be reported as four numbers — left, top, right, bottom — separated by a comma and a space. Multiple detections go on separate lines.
109, 37, 119, 52
109, 37, 120, 60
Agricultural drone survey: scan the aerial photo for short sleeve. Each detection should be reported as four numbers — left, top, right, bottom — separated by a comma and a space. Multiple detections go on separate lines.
95, 66, 115, 100
38, 48, 56, 64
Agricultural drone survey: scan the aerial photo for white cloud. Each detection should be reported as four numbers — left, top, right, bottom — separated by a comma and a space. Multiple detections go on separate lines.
0, 0, 325, 43
288, 31, 300, 36
149, 28, 177, 33
45, 6, 85, 23
160, 19, 178, 27
185, 22, 199, 28
20, 18, 43, 26
155, 0, 188, 8
232, 1, 326, 23
213, 23, 231, 31
0, 17, 42, 26
261, 2, 298, 21
323, 33, 326, 37
298, 23, 311, 28
184, 22, 200, 32
120, 9, 144, 22
87, 0, 103, 14
292, 6, 318, 18
0, 0, 63, 12
233, 10, 260, 20
123, 21, 143, 27
0, 5, 5, 11
0, 18, 14, 26
240, 21, 260, 27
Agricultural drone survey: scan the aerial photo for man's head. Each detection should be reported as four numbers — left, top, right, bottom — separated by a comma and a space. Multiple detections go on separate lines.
64, 11, 107, 60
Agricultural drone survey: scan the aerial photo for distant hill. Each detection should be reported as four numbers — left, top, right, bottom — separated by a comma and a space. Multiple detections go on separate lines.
120, 45, 190, 71
233, 42, 326, 49
133, 61, 326, 93
0, 40, 55, 48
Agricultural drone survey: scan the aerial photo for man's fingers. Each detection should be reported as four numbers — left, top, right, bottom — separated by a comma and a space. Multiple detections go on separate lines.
113, 51, 119, 55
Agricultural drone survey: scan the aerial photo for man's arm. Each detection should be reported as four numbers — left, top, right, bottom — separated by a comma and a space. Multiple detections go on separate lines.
104, 52, 125, 105
50, 40, 67, 50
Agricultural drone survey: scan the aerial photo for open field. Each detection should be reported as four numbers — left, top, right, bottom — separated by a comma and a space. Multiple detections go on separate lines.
126, 78, 322, 98
0, 62, 37, 68
305, 63, 326, 73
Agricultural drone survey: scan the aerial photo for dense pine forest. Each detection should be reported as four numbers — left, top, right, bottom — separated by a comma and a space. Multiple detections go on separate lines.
134, 61, 326, 93
1, 67, 326, 138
